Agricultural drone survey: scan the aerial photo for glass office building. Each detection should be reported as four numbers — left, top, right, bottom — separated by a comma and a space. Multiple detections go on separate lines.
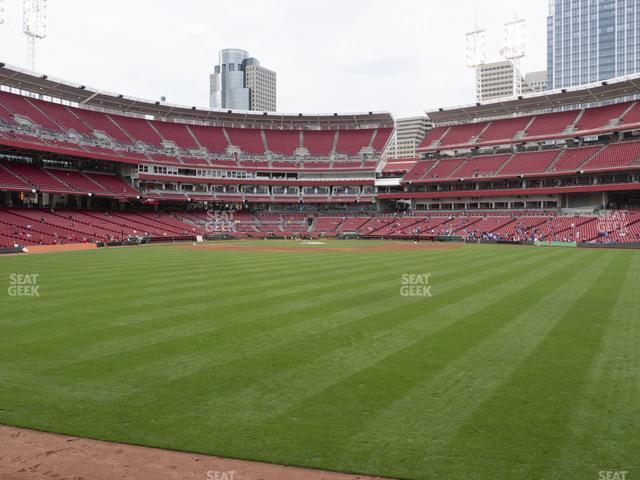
210, 49, 251, 110
547, 0, 640, 90
209, 49, 277, 111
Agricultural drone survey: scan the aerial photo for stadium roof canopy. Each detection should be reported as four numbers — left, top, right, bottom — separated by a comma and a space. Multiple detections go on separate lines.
0, 62, 393, 130
425, 74, 640, 124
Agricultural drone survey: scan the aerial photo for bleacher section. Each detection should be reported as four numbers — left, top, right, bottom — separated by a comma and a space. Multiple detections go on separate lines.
499, 151, 559, 176
265, 130, 300, 155
0, 90, 389, 169
0, 207, 638, 246
336, 130, 375, 155
401, 140, 640, 184
3, 69, 640, 246
302, 131, 335, 156
417, 101, 640, 151
226, 128, 265, 155
189, 125, 229, 153
479, 116, 530, 142
453, 154, 510, 178
524, 110, 578, 137
0, 161, 138, 197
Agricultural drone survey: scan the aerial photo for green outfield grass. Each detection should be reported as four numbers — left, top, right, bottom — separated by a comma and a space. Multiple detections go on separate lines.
0, 241, 638, 480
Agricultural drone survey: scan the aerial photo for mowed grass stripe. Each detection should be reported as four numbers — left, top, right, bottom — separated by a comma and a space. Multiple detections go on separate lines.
186, 250, 589, 472
435, 251, 630, 480
341, 250, 613, 479
1, 246, 375, 323
0, 243, 637, 480
58, 249, 574, 459
0, 246, 500, 368
1, 242, 470, 329
8, 246, 520, 374
2, 246, 527, 405
170, 249, 589, 430
71, 246, 547, 391
0, 245, 447, 343
544, 253, 640, 479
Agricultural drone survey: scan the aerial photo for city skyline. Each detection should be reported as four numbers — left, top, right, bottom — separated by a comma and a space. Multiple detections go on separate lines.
0, 0, 546, 116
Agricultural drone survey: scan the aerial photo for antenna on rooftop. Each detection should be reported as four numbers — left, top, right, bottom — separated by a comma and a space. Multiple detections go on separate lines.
465, 27, 486, 102
500, 15, 527, 98
23, 0, 48, 71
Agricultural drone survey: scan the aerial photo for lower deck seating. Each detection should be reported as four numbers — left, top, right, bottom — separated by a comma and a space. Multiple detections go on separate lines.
1, 208, 638, 247
0, 208, 201, 247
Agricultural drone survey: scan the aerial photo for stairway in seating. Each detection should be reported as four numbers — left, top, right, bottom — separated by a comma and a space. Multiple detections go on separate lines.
490, 218, 516, 234
330, 131, 339, 156
544, 149, 567, 172
613, 102, 637, 127
186, 125, 205, 150
420, 159, 441, 180
475, 122, 492, 143
82, 171, 115, 193
0, 163, 30, 187
42, 169, 79, 192
1, 164, 32, 187
493, 153, 516, 175
517, 116, 537, 138
65, 106, 96, 133
577, 145, 607, 170
147, 121, 167, 144
427, 126, 451, 149
221, 128, 233, 149
260, 130, 269, 153
368, 129, 377, 149
25, 99, 65, 132
565, 109, 584, 133
106, 115, 138, 143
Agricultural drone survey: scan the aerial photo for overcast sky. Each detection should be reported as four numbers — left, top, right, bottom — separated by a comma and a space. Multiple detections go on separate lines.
0, 0, 548, 117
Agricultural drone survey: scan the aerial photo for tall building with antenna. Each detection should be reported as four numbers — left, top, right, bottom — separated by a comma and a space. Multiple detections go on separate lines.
467, 17, 541, 102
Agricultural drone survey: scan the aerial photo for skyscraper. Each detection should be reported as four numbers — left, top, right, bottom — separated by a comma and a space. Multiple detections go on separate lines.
388, 116, 431, 159
209, 49, 277, 111
474, 61, 547, 101
547, 0, 640, 90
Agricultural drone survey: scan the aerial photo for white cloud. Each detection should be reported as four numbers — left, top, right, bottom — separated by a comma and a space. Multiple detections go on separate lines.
0, 0, 548, 118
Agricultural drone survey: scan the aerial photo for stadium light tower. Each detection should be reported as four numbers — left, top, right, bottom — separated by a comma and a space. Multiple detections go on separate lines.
465, 27, 487, 102
23, 0, 48, 71
500, 16, 526, 98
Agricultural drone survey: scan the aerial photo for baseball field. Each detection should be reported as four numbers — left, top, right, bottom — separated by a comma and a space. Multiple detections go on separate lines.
1, 240, 638, 480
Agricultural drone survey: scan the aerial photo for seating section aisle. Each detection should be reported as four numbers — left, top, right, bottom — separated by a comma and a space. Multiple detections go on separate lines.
0, 91, 390, 163
1, 209, 639, 247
